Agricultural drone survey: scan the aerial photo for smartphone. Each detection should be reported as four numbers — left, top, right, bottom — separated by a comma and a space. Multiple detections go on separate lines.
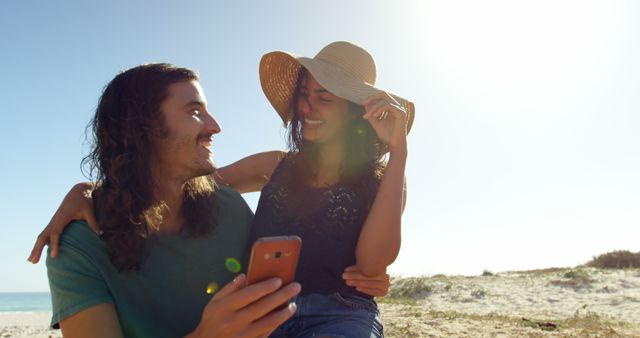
246, 236, 302, 287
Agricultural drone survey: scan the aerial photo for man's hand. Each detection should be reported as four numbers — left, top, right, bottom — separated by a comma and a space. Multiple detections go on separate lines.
186, 274, 301, 338
342, 265, 391, 297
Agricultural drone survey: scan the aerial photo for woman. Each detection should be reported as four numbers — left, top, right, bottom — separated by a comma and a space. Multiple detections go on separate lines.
30, 41, 414, 337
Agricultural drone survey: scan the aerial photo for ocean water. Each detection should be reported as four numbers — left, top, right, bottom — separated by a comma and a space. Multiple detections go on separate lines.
0, 292, 51, 312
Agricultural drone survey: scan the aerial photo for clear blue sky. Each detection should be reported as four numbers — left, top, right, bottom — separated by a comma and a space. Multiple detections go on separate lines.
1, 0, 638, 292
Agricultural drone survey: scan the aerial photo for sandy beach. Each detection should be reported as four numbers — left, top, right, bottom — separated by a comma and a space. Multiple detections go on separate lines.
2, 268, 638, 337
0, 312, 60, 338
380, 267, 640, 337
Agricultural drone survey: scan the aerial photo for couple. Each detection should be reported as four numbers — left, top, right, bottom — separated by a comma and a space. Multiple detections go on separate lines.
28, 41, 415, 337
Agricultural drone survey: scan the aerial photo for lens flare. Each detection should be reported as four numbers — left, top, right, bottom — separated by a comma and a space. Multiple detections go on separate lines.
225, 258, 241, 273
205, 282, 219, 295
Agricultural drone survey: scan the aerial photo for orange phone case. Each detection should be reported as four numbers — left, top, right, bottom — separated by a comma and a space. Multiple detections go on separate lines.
246, 236, 302, 286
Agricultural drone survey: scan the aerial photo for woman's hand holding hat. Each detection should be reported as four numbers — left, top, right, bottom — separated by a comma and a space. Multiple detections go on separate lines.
362, 92, 408, 156
260, 41, 415, 134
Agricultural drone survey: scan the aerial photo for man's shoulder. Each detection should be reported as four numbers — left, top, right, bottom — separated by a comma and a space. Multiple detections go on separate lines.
211, 184, 254, 232
215, 183, 240, 197
215, 184, 250, 210
60, 221, 103, 245
48, 221, 106, 261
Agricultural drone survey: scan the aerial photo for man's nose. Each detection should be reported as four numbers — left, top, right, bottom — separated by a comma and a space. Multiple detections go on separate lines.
205, 112, 221, 134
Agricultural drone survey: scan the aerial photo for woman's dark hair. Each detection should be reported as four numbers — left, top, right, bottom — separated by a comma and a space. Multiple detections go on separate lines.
282, 68, 386, 207
82, 63, 217, 271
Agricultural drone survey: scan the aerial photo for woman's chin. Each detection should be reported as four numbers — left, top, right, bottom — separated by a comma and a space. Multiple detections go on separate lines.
302, 132, 318, 143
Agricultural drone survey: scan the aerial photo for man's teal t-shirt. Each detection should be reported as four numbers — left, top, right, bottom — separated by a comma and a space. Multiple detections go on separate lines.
46, 186, 253, 338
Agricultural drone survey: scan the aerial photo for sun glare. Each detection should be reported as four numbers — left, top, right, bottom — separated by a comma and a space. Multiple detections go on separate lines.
416, 1, 614, 112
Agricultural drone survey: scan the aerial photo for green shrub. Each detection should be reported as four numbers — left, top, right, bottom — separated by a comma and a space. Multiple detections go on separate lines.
549, 269, 594, 290
586, 250, 640, 269
387, 277, 432, 299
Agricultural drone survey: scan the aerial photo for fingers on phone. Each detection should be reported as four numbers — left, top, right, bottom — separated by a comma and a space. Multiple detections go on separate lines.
239, 282, 300, 321
243, 302, 297, 337
211, 274, 246, 301
218, 281, 299, 336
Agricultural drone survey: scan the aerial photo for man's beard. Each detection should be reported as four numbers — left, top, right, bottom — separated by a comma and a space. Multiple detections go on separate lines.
191, 159, 216, 180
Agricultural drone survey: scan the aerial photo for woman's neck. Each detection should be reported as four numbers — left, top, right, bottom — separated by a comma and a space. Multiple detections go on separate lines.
312, 141, 345, 186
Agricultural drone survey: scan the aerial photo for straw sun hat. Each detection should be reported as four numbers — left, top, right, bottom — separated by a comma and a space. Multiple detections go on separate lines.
259, 41, 415, 133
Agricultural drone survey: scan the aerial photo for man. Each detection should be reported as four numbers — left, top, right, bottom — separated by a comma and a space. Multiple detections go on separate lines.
44, 63, 301, 337
36, 63, 388, 337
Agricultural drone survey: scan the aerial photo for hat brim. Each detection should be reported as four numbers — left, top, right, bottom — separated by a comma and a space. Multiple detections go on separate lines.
260, 51, 415, 133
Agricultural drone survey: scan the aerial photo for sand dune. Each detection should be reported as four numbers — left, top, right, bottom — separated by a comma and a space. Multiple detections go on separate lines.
380, 267, 640, 337
2, 268, 638, 337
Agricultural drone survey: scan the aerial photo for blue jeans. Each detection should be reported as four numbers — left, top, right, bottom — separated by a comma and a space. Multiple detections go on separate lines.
270, 293, 383, 338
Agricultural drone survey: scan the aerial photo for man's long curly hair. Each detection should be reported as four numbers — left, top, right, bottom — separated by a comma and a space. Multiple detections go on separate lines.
82, 63, 218, 271
281, 68, 386, 208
